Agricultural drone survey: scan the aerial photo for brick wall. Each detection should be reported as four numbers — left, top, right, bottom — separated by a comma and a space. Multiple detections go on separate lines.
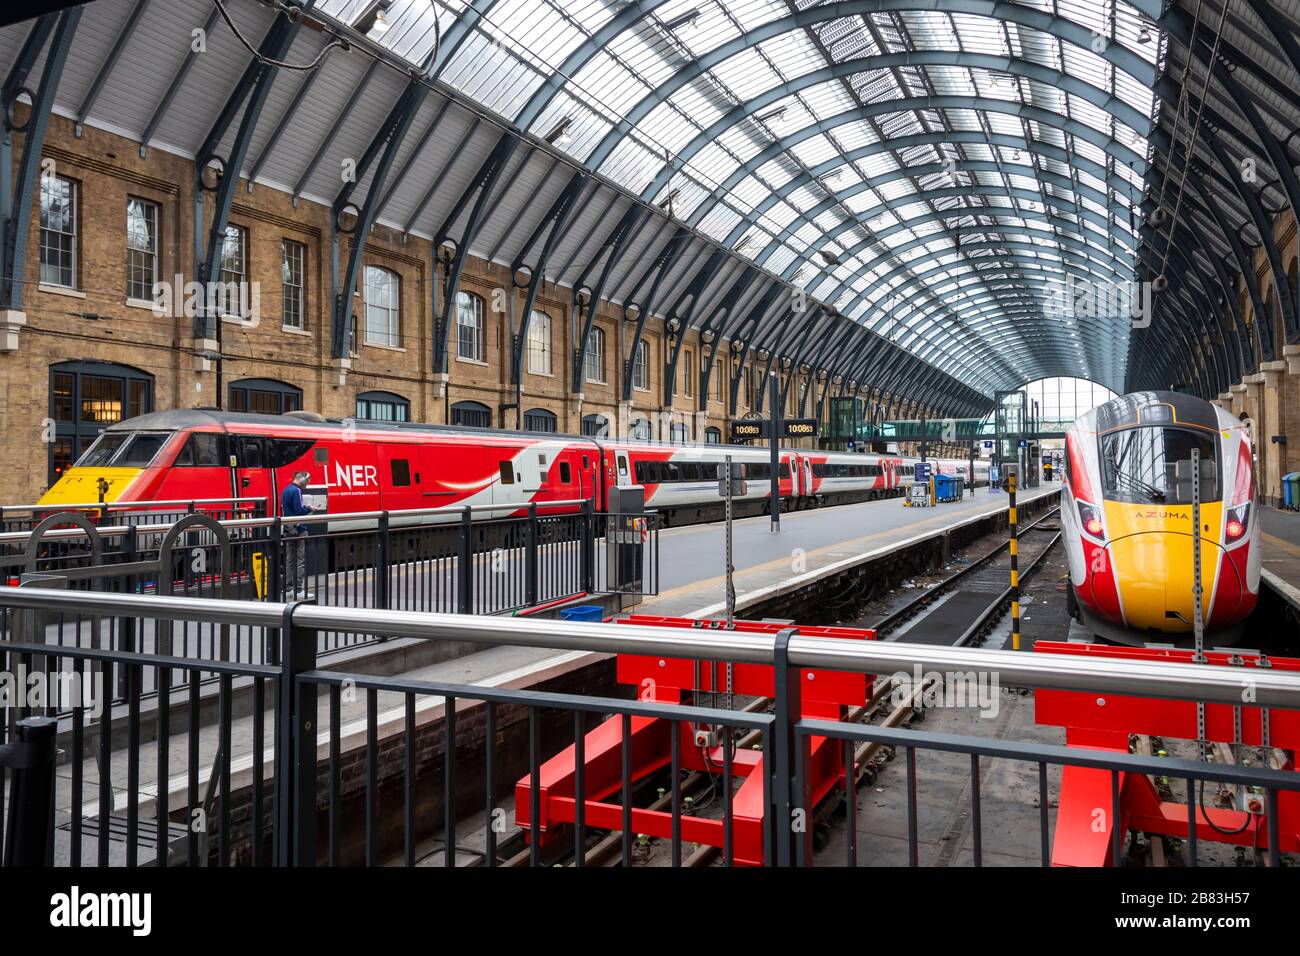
1, 114, 760, 502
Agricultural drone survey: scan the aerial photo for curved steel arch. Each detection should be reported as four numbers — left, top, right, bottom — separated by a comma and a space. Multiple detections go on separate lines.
846, 237, 1131, 307
639, 93, 1148, 213
847, 243, 1133, 323
791, 182, 1138, 286
596, 51, 1148, 187
813, 205, 1138, 308
713, 132, 1138, 243
755, 159, 1136, 274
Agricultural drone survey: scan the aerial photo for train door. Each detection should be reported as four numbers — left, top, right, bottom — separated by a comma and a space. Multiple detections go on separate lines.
378, 445, 422, 511
615, 449, 632, 487
801, 455, 813, 499
232, 435, 274, 513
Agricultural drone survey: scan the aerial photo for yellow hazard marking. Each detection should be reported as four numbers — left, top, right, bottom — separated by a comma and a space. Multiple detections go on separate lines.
1009, 507, 1017, 522
1009, 539, 1017, 556
1010, 570, 1019, 586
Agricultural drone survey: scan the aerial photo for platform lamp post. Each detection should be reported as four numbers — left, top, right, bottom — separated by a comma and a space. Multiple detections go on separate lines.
769, 371, 781, 533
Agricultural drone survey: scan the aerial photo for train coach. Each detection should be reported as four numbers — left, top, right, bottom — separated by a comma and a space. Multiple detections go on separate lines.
1061, 391, 1260, 645
37, 409, 989, 527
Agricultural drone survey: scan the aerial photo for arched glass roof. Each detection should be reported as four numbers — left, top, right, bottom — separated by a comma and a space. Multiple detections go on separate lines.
320, 0, 1163, 395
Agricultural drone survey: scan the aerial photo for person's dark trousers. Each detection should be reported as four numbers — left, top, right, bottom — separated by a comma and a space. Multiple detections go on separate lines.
285, 530, 308, 597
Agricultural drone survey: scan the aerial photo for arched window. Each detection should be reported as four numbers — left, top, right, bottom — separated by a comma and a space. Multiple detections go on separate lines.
585, 327, 605, 383
632, 340, 649, 390
630, 417, 651, 441
450, 400, 492, 429
527, 310, 551, 374
704, 426, 721, 444
364, 266, 400, 347
582, 413, 610, 437
456, 291, 485, 362
356, 391, 410, 422
48, 361, 154, 485
229, 378, 302, 416
524, 408, 557, 433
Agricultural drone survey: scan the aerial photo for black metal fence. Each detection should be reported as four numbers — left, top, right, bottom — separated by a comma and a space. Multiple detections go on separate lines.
1, 589, 1297, 869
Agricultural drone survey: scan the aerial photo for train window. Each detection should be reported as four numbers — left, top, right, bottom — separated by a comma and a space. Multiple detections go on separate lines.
77, 432, 128, 467
235, 437, 265, 469
779, 464, 790, 479
559, 461, 571, 484
682, 463, 700, 482
582, 455, 589, 468
390, 459, 411, 487
269, 439, 314, 469
315, 447, 329, 463
635, 461, 650, 484
499, 461, 514, 485
663, 462, 680, 482
117, 433, 168, 467
177, 432, 225, 467
1099, 427, 1219, 504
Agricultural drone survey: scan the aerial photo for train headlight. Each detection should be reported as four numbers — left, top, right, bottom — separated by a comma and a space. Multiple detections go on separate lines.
1078, 502, 1105, 540
1225, 503, 1250, 541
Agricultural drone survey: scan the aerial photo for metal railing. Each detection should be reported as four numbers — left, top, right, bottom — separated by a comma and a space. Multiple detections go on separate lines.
0, 501, 660, 707
1, 587, 1297, 867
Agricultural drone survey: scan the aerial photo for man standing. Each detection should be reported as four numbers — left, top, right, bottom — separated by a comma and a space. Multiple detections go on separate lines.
281, 470, 317, 599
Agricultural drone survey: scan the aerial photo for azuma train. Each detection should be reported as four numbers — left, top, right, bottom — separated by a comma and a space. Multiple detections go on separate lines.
38, 409, 989, 525
1061, 391, 1260, 645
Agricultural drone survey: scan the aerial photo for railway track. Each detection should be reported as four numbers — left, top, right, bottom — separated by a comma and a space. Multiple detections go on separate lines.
500, 513, 1064, 867
868, 506, 1062, 647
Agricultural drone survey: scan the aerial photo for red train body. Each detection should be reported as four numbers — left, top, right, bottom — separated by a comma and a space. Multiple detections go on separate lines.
39, 409, 990, 525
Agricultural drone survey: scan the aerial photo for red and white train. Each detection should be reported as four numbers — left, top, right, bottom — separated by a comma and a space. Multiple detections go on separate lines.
1062, 390, 1259, 645
40, 409, 990, 526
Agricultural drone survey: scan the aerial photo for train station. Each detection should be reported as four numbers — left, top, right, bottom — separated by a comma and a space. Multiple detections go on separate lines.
0, 0, 1299, 923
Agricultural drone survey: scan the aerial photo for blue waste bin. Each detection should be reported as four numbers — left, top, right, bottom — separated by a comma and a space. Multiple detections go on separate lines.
560, 604, 604, 623
934, 474, 963, 503
1284, 473, 1300, 510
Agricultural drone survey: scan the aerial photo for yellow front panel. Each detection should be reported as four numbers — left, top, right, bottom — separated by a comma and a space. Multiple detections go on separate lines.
1103, 500, 1221, 631
37, 467, 142, 507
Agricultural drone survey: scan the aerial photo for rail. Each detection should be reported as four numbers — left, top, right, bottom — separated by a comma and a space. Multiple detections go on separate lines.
5, 587, 1299, 708
0, 498, 602, 544
2, 586, 1298, 868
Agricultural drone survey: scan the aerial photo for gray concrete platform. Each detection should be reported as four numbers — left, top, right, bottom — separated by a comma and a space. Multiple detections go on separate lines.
642, 483, 1058, 618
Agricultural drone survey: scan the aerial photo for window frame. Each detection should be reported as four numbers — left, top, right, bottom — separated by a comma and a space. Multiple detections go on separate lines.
355, 390, 410, 423
450, 401, 493, 429
455, 290, 486, 362
40, 173, 78, 289
363, 265, 401, 348
527, 310, 552, 375
217, 224, 249, 318
125, 196, 159, 302
632, 340, 649, 391
584, 326, 605, 383
281, 238, 307, 331
523, 407, 558, 433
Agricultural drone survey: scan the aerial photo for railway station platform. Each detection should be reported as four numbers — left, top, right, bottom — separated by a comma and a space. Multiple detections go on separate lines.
1261, 506, 1300, 611
643, 483, 1059, 619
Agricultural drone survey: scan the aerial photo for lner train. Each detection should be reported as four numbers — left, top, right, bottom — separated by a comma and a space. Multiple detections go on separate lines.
38, 409, 989, 526
1062, 391, 1259, 645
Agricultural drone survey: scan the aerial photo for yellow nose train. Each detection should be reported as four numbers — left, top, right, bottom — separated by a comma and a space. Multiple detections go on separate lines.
1061, 391, 1259, 645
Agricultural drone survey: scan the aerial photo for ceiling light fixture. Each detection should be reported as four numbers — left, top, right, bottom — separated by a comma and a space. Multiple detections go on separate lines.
352, 0, 394, 37
664, 8, 700, 32
545, 117, 574, 146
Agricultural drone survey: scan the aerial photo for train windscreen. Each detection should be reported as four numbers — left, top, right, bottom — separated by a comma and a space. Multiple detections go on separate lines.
1099, 427, 1219, 504
76, 431, 172, 469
